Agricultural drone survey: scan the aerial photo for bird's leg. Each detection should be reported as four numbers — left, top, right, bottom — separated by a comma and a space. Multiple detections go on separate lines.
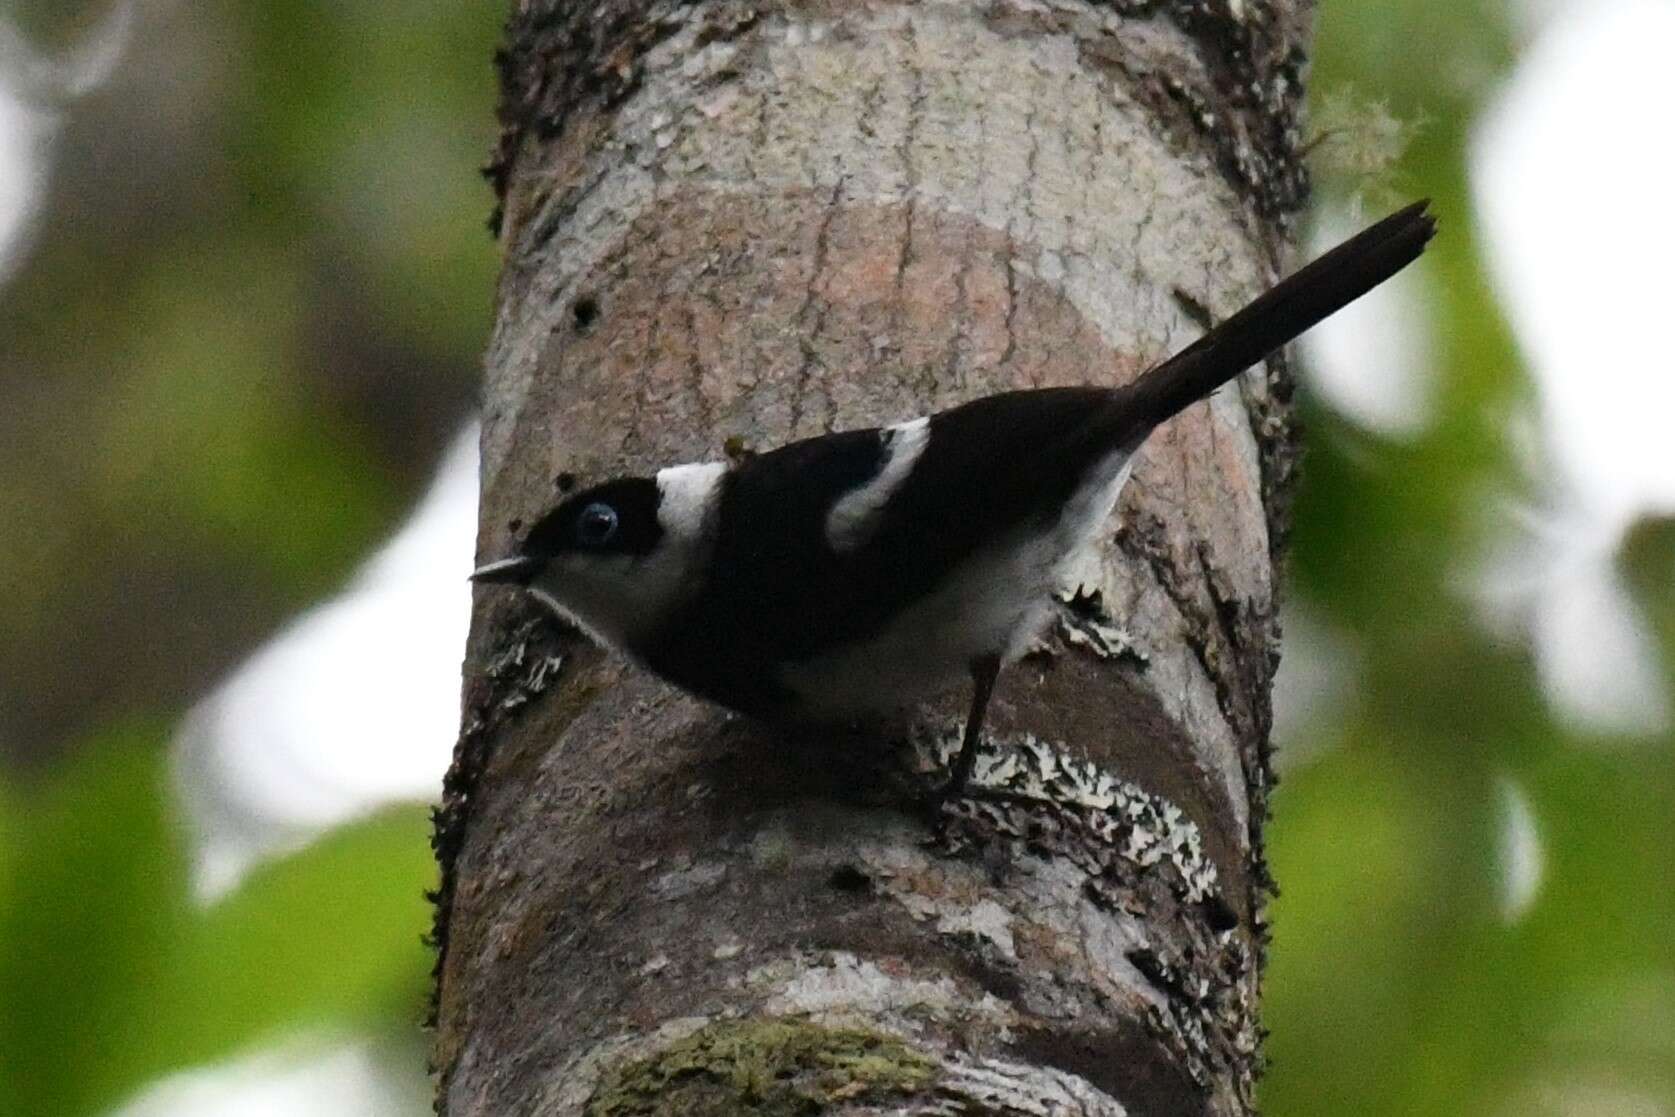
939, 653, 1001, 803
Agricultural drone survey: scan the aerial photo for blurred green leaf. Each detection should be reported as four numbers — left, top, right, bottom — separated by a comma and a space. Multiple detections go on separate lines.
85, 238, 399, 592
0, 726, 184, 1117
0, 0, 503, 763
1264, 741, 1491, 1114
0, 733, 434, 1117
170, 807, 435, 1061
1621, 516, 1675, 682
1269, 1, 1675, 1113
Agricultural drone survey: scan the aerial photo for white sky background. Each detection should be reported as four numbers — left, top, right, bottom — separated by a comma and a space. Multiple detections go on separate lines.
173, 425, 477, 898
2, 0, 1673, 1112
0, 1, 134, 281
0, 39, 54, 284
1465, 0, 1675, 737
1300, 0, 1675, 740
1302, 215, 1435, 437
1478, 0, 1675, 521
109, 1037, 428, 1117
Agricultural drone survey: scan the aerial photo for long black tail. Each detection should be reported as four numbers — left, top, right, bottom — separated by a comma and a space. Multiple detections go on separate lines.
1121, 200, 1436, 430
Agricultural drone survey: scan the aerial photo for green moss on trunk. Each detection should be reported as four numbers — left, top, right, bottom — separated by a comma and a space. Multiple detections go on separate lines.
585, 1019, 940, 1116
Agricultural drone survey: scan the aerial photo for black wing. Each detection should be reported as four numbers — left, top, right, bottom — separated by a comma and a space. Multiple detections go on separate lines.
641, 389, 1116, 711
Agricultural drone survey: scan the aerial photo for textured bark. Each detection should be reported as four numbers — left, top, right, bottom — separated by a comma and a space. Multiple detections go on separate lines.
434, 1, 1308, 1113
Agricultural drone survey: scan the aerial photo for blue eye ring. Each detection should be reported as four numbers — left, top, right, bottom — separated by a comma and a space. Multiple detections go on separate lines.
576, 502, 619, 546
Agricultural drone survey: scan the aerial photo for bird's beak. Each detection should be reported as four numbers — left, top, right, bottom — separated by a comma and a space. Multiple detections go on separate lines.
470, 555, 541, 585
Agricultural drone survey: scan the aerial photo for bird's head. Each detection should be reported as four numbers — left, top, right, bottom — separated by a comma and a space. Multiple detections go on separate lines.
471, 463, 727, 650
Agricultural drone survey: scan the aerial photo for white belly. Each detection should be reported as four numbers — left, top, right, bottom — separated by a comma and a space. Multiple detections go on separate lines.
779, 449, 1134, 717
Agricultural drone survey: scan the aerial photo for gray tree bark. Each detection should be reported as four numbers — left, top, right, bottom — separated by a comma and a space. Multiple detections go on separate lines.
432, 2, 1309, 1113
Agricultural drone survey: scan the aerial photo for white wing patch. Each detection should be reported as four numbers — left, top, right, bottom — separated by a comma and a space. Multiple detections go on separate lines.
825, 417, 930, 552
655, 461, 729, 543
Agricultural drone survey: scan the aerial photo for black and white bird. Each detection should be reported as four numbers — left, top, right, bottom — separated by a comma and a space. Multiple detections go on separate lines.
473, 202, 1436, 797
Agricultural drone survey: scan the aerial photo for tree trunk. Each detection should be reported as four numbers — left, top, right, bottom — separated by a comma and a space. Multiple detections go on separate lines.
433, 2, 1308, 1113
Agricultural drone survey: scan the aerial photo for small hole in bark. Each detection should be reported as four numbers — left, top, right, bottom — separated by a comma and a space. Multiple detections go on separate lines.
1201, 894, 1240, 933
828, 864, 871, 893
572, 296, 600, 332
507, 518, 523, 534
556, 472, 577, 492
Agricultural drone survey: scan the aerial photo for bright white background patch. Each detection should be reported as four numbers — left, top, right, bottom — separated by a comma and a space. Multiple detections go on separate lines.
0, 75, 45, 283
1302, 209, 1435, 437
1495, 773, 1545, 923
1467, 490, 1671, 737
1465, 0, 1675, 737
174, 426, 478, 898
1474, 0, 1675, 525
0, 2, 135, 283
110, 1037, 425, 1117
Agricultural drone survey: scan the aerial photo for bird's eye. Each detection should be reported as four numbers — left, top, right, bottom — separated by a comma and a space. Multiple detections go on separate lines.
576, 502, 619, 546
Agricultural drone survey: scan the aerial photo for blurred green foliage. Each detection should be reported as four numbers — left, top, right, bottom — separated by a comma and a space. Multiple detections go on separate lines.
0, 725, 434, 1117
0, 0, 501, 760
1, 0, 498, 1111
1266, 0, 1675, 1114
0, 0, 1669, 1114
